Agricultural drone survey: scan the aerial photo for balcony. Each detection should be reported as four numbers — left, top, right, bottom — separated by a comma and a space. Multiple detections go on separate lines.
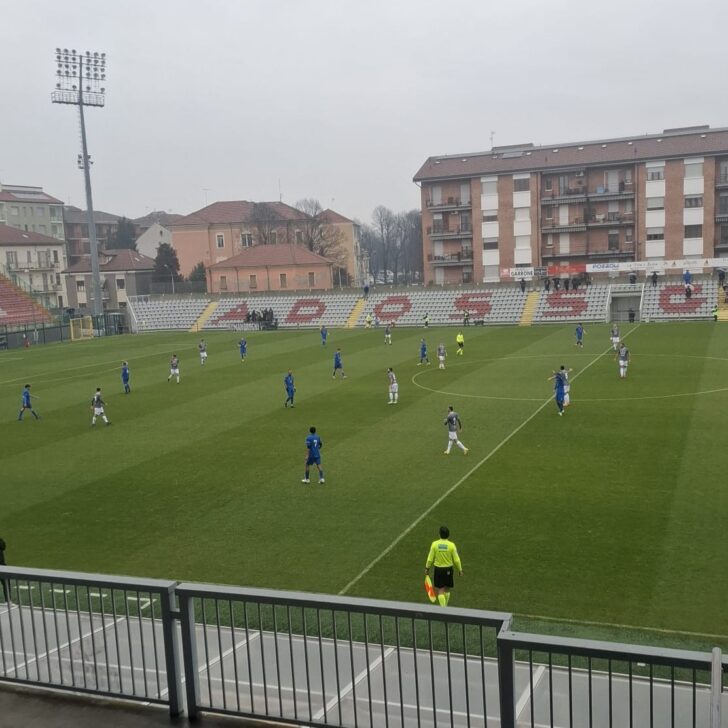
541, 218, 587, 233
715, 207, 728, 223
426, 197, 472, 211
540, 187, 587, 205
428, 251, 474, 266
428, 223, 473, 239
716, 173, 728, 188
6, 260, 61, 271
586, 212, 635, 227
586, 182, 634, 201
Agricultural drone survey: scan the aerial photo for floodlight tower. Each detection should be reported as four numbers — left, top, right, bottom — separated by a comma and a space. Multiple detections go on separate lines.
52, 49, 107, 317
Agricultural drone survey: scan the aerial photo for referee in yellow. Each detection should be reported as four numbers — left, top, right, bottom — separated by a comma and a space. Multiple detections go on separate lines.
456, 331, 465, 355
425, 526, 463, 607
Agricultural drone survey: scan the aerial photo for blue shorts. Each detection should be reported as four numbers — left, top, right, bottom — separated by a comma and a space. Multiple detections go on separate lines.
306, 455, 321, 466
287, 388, 294, 396
334, 363, 342, 369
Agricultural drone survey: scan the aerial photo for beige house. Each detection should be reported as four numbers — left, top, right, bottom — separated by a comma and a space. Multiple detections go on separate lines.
0, 184, 65, 242
0, 223, 67, 309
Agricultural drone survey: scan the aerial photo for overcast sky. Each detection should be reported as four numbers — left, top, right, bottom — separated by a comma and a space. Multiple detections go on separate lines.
2, 0, 728, 224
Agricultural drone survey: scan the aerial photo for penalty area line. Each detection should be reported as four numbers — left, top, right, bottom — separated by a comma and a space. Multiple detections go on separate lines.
339, 326, 640, 597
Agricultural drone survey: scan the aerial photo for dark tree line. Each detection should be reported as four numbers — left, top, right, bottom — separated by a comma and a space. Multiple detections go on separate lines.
358, 207, 422, 284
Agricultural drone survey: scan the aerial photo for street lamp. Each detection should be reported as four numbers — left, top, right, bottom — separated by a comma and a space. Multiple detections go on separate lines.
52, 48, 107, 317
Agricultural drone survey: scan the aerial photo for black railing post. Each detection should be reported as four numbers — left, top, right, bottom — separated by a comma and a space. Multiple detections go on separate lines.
497, 631, 516, 728
160, 583, 183, 717
178, 593, 200, 719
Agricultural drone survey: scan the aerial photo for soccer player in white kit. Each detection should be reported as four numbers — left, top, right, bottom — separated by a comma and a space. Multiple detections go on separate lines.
387, 368, 399, 404
168, 354, 180, 383
437, 343, 447, 369
198, 339, 208, 365
559, 365, 574, 406
617, 344, 630, 379
443, 406, 468, 455
610, 325, 620, 351
91, 388, 110, 426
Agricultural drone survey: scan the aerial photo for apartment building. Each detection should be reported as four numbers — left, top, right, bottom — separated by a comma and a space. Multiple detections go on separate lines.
414, 125, 728, 284
63, 206, 124, 264
0, 223, 68, 309
0, 184, 65, 242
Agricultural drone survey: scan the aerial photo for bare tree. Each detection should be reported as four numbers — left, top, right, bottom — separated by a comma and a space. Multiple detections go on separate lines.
250, 203, 282, 245
295, 198, 347, 267
372, 205, 397, 282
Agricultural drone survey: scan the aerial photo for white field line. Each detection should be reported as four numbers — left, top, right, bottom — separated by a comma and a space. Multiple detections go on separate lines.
339, 329, 640, 596
312, 646, 395, 722
516, 664, 546, 719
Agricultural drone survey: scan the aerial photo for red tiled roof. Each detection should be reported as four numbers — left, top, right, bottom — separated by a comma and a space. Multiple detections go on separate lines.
0, 223, 64, 246
209, 244, 334, 269
413, 125, 728, 182
0, 187, 63, 204
319, 209, 352, 224
171, 200, 309, 227
132, 211, 184, 228
64, 249, 155, 273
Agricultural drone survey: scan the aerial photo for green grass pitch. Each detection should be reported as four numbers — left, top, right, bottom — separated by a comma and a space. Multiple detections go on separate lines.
1, 322, 727, 647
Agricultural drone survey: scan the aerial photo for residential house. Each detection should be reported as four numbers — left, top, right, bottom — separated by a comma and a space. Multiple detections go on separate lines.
0, 223, 67, 309
207, 243, 334, 293
0, 184, 65, 242
63, 206, 124, 264
63, 248, 154, 312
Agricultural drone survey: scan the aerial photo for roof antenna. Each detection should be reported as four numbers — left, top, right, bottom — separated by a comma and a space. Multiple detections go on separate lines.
278, 178, 282, 202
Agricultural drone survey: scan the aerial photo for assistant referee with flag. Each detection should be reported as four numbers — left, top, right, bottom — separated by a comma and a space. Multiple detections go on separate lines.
425, 526, 463, 607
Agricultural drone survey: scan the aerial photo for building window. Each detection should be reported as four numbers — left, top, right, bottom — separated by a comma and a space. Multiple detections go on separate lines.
216, 234, 224, 248
514, 178, 530, 192
719, 194, 728, 215
482, 180, 497, 195
76, 279, 85, 291
483, 238, 498, 250
646, 227, 664, 241
515, 208, 529, 221
545, 234, 553, 248
269, 231, 278, 245
279, 273, 287, 288
116, 278, 125, 290
249, 274, 257, 289
219, 275, 228, 290
241, 233, 253, 247
36, 206, 45, 217
50, 207, 59, 220
608, 230, 620, 250
684, 162, 703, 178
647, 167, 664, 181
624, 169, 633, 184
646, 197, 664, 210
684, 195, 703, 208
460, 212, 471, 231
6, 251, 17, 268
295, 230, 303, 244
53, 250, 59, 263
482, 213, 498, 222
10, 206, 19, 216
625, 228, 633, 243
720, 224, 728, 244
684, 224, 703, 238
308, 272, 315, 287
544, 177, 553, 191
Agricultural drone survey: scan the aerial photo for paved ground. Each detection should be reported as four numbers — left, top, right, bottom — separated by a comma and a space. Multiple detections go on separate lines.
1, 600, 724, 726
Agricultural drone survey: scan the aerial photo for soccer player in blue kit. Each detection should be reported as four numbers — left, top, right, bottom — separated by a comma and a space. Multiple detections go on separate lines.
284, 370, 296, 407
320, 326, 328, 346
17, 384, 40, 421
418, 338, 430, 366
302, 426, 324, 484
332, 348, 346, 378
575, 323, 585, 348
121, 361, 131, 393
548, 367, 566, 415
239, 338, 247, 362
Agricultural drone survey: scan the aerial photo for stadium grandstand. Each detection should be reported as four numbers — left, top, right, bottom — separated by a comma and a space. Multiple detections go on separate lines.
0, 272, 53, 328
127, 275, 722, 332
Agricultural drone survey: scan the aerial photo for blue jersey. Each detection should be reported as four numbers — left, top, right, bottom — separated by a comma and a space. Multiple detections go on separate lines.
306, 433, 322, 458
553, 372, 565, 396
121, 366, 130, 382
575, 325, 584, 340
321, 327, 328, 340
420, 343, 427, 356
22, 389, 31, 407
239, 339, 247, 353
284, 373, 294, 391
334, 352, 342, 367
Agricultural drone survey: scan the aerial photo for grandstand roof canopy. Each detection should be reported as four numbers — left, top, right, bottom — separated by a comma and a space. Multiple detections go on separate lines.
208, 243, 333, 269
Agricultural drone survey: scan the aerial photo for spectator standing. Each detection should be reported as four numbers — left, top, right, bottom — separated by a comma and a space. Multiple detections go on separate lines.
519, 278, 526, 293
651, 271, 658, 287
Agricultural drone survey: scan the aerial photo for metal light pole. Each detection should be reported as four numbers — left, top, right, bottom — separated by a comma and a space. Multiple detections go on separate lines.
52, 48, 107, 317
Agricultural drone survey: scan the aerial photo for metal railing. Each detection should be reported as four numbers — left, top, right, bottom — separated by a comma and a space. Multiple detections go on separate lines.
1, 565, 726, 726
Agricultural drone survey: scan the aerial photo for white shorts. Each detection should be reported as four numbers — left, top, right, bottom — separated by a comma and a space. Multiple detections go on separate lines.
389, 383, 399, 394
448, 431, 459, 441
438, 355, 445, 362
619, 360, 628, 368
564, 384, 571, 393
200, 351, 207, 359
170, 367, 179, 375
611, 337, 619, 344
94, 406, 105, 416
